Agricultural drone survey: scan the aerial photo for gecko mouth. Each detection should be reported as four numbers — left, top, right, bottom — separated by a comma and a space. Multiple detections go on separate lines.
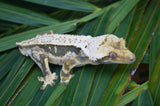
98, 54, 136, 64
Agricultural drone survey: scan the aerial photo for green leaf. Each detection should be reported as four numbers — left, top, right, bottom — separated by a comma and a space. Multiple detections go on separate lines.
0, 49, 20, 80
0, 21, 18, 32
126, 0, 148, 45
0, 55, 25, 95
131, 89, 154, 106
79, 9, 104, 23
10, 68, 42, 105
0, 25, 35, 38
71, 66, 95, 105
118, 82, 148, 106
45, 84, 66, 106
148, 8, 160, 105
107, 0, 140, 33
24, 0, 100, 12
87, 65, 117, 106
126, 80, 139, 91
141, 49, 149, 64
79, 1, 119, 24
149, 51, 160, 106
149, 22, 160, 77
0, 58, 34, 105
0, 2, 59, 26
0, 20, 78, 52
100, 0, 160, 105
114, 9, 133, 37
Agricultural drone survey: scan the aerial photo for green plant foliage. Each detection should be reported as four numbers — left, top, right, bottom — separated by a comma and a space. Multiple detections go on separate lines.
125, 80, 139, 91
0, 58, 34, 105
118, 81, 148, 106
0, 0, 160, 105
131, 89, 154, 106
149, 27, 160, 105
24, 0, 99, 12
0, 2, 59, 26
148, 2, 160, 106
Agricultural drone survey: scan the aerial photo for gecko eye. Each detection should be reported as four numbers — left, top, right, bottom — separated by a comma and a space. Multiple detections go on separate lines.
109, 52, 117, 59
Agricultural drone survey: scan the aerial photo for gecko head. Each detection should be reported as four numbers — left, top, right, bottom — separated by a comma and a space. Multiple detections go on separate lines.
96, 35, 136, 64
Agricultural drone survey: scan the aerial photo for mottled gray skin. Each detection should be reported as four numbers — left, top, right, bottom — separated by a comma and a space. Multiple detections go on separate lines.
18, 44, 91, 90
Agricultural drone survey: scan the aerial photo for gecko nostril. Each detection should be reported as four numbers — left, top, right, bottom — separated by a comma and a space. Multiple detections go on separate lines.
130, 58, 134, 62
130, 56, 136, 62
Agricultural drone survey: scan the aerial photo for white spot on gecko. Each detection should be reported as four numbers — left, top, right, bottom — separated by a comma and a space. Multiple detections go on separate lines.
54, 46, 57, 53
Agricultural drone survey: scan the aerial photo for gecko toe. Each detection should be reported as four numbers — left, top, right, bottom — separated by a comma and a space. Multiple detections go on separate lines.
50, 81, 55, 86
40, 84, 47, 90
37, 76, 44, 82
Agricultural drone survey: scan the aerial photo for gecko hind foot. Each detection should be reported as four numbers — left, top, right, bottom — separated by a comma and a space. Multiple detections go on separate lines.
38, 72, 58, 90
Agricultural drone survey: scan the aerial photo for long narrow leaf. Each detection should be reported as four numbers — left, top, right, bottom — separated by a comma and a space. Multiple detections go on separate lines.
45, 84, 66, 106
72, 66, 95, 105
0, 58, 34, 105
79, 1, 120, 23
107, 0, 139, 33
148, 14, 160, 106
149, 21, 160, 76
126, 0, 148, 45
118, 82, 148, 106
9, 68, 42, 105
24, 0, 99, 12
0, 50, 20, 80
0, 2, 59, 26
0, 55, 25, 95
149, 50, 160, 105
131, 89, 154, 106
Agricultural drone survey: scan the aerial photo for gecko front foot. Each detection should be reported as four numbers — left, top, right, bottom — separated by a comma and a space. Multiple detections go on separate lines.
38, 72, 58, 90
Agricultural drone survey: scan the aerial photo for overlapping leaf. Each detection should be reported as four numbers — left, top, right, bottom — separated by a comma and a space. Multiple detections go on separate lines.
149, 22, 160, 106
0, 58, 34, 105
0, 50, 20, 80
118, 82, 148, 106
24, 0, 99, 12
131, 89, 154, 106
0, 2, 59, 26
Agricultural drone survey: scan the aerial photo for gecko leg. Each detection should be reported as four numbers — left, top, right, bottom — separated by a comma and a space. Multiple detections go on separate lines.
30, 51, 58, 90
60, 60, 76, 85
60, 55, 89, 85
